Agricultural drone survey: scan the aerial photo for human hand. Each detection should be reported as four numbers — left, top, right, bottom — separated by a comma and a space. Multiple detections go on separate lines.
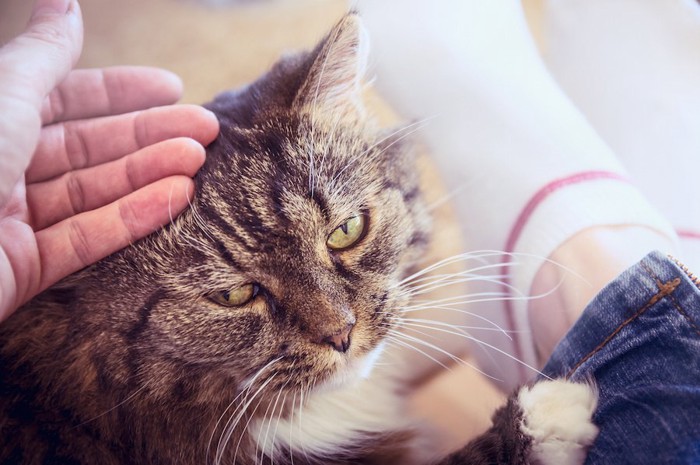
0, 0, 220, 321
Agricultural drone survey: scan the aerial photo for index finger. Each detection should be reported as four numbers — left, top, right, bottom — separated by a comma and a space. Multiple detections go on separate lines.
40, 67, 184, 125
26, 104, 219, 183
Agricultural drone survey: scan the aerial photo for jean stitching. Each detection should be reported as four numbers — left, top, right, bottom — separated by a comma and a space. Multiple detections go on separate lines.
668, 295, 700, 337
566, 265, 681, 379
645, 261, 700, 337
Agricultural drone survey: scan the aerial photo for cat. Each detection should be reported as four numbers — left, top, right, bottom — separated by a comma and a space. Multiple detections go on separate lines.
0, 13, 598, 465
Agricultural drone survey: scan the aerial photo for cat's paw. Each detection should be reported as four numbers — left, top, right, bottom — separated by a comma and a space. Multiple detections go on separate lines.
518, 379, 598, 465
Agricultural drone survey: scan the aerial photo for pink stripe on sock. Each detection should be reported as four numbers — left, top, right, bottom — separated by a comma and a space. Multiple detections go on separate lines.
677, 229, 700, 240
501, 170, 630, 380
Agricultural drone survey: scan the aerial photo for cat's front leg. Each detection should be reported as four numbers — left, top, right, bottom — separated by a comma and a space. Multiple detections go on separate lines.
435, 379, 598, 465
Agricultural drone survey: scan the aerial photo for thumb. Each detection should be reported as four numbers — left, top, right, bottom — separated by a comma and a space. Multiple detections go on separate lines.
0, 0, 84, 105
0, 0, 84, 204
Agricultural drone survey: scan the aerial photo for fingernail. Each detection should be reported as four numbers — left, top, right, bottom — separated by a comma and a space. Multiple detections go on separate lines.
203, 108, 217, 121
32, 0, 71, 17
161, 70, 184, 97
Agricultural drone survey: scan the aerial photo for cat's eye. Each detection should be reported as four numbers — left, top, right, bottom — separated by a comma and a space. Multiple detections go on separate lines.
209, 284, 258, 307
327, 214, 367, 251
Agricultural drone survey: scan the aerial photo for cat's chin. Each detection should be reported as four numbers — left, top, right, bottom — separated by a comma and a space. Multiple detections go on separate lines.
314, 340, 387, 395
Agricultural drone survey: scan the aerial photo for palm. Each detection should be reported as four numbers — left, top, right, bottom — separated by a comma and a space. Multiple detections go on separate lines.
0, 177, 38, 317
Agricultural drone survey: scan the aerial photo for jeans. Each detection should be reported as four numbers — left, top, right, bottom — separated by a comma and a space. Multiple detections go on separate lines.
542, 251, 700, 465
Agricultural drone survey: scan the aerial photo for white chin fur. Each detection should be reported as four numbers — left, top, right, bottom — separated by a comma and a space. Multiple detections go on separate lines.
518, 379, 599, 465
249, 342, 404, 461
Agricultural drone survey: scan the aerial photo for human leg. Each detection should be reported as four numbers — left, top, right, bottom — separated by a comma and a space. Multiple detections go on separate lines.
529, 225, 677, 364
540, 0, 700, 272
356, 0, 677, 387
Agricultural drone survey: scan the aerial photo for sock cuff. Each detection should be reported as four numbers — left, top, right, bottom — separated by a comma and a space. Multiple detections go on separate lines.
500, 171, 679, 375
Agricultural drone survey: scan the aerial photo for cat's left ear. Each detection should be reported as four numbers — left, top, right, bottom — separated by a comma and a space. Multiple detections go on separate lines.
293, 13, 369, 120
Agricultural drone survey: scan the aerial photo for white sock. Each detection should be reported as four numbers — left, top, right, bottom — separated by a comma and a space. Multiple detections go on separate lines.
356, 0, 677, 388
540, 0, 700, 271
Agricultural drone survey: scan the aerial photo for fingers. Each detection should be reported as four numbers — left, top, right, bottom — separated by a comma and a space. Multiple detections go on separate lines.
27, 138, 206, 230
0, 0, 83, 203
26, 104, 219, 183
35, 175, 195, 293
41, 67, 184, 125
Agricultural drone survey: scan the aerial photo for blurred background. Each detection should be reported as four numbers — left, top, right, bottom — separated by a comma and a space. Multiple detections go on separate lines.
0, 0, 542, 105
1, 0, 348, 103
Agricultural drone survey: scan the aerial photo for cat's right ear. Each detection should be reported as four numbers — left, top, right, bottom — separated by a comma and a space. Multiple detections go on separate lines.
293, 13, 369, 121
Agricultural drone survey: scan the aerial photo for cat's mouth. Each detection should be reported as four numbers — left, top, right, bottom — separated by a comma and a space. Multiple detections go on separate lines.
312, 339, 387, 394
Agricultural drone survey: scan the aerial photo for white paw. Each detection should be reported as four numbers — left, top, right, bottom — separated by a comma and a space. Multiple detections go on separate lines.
518, 379, 599, 465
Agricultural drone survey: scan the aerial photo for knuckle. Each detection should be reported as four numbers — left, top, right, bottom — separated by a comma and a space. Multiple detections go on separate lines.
63, 123, 90, 170
67, 219, 93, 269
47, 85, 67, 123
64, 173, 85, 215
118, 198, 140, 244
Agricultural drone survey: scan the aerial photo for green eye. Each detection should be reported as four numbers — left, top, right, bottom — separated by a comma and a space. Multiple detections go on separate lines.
210, 284, 257, 307
327, 214, 367, 250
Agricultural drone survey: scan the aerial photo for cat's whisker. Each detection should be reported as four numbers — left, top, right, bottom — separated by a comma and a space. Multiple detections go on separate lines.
393, 251, 520, 288
395, 266, 510, 290
406, 270, 567, 313
397, 260, 521, 287
388, 326, 500, 381
255, 385, 279, 464
327, 119, 423, 188
207, 357, 281, 464
259, 378, 291, 464
212, 358, 282, 464
404, 289, 551, 310
307, 14, 348, 198
333, 121, 433, 197
213, 384, 253, 465
381, 313, 517, 334
398, 318, 552, 381
425, 183, 469, 213
396, 248, 580, 296
227, 374, 278, 465
187, 199, 218, 244
215, 382, 258, 465
297, 381, 314, 465
403, 291, 514, 309
234, 384, 273, 465
72, 384, 148, 429
397, 274, 514, 299
288, 390, 297, 465
269, 391, 289, 465
328, 117, 434, 196
385, 329, 452, 372
167, 177, 177, 227
388, 328, 464, 368
396, 303, 513, 336
316, 111, 344, 193
397, 274, 508, 296
208, 387, 247, 464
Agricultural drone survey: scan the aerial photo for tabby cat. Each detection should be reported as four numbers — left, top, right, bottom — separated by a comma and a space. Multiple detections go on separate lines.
0, 14, 598, 465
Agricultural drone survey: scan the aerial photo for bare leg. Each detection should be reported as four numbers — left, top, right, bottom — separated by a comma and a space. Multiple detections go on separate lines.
530, 226, 678, 364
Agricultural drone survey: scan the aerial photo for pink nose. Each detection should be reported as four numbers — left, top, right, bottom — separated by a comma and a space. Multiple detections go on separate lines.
321, 323, 354, 353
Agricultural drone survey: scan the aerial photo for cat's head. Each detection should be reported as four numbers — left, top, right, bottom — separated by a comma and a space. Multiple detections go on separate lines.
51, 14, 430, 401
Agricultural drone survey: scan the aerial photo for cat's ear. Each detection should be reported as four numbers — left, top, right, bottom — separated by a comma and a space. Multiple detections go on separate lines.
293, 13, 369, 120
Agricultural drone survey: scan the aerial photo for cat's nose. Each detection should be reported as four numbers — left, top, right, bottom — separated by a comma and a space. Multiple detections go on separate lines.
321, 323, 354, 353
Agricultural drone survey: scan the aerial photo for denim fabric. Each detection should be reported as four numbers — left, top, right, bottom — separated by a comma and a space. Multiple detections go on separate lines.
542, 251, 700, 465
